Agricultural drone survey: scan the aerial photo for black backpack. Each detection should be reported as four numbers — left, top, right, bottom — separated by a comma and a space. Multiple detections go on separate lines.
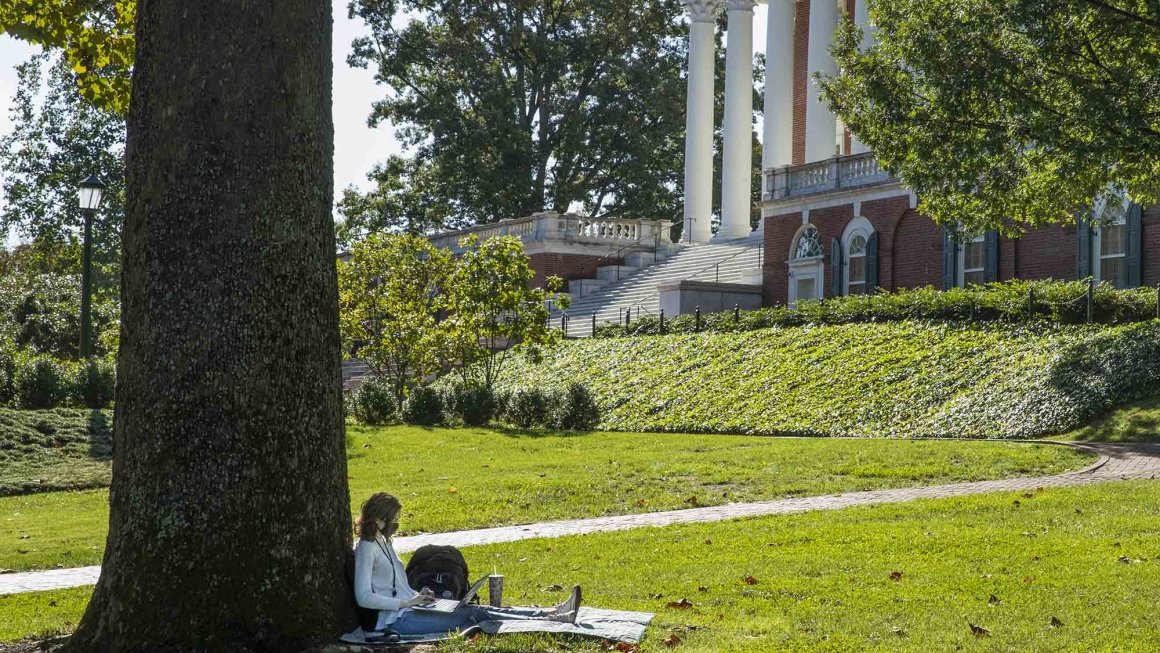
405, 545, 470, 600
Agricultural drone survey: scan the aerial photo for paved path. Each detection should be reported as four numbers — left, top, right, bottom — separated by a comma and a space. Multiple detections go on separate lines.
3, 442, 1157, 596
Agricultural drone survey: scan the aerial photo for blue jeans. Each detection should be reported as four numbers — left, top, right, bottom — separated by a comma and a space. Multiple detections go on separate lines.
388, 605, 555, 636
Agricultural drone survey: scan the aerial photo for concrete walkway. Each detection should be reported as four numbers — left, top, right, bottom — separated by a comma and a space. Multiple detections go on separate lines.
2, 442, 1157, 596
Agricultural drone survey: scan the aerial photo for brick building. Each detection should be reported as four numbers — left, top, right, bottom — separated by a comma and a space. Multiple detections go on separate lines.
752, 0, 1159, 306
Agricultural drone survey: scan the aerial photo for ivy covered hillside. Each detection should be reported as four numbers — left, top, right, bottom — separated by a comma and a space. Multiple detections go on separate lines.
498, 320, 1160, 439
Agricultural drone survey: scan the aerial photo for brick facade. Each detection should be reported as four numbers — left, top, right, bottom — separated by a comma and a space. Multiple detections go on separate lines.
791, 0, 809, 165
762, 194, 1160, 306
527, 253, 612, 289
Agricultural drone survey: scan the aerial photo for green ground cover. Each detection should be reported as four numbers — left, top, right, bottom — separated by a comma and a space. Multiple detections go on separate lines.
6, 481, 1160, 651
0, 408, 112, 496
500, 320, 1160, 439
0, 424, 1090, 573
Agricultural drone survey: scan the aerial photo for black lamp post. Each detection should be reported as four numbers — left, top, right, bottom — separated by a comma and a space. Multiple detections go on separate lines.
78, 174, 106, 359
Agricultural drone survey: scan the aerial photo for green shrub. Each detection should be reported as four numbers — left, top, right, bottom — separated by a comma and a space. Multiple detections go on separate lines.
548, 383, 601, 431
14, 357, 67, 409
503, 387, 551, 428
401, 385, 444, 426
443, 382, 498, 427
597, 280, 1160, 339
71, 358, 115, 408
351, 375, 398, 425
500, 320, 1160, 439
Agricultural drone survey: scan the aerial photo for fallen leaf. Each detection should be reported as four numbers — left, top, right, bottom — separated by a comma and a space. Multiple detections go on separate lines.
649, 593, 664, 600
1050, 616, 1064, 629
665, 598, 694, 610
635, 499, 647, 507
988, 594, 1001, 605
48, 600, 57, 607
602, 642, 638, 652
544, 584, 563, 592
448, 487, 458, 494
703, 539, 712, 545
662, 634, 682, 648
685, 496, 700, 507
890, 571, 903, 582
1013, 500, 1021, 507
1023, 492, 1034, 499
362, 443, 371, 449
890, 626, 906, 636
697, 586, 708, 592
1031, 555, 1040, 561
969, 623, 991, 638
743, 576, 759, 585
1023, 576, 1034, 584
1113, 541, 1122, 548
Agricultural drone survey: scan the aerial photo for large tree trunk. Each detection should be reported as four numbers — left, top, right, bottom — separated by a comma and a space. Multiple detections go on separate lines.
68, 1, 352, 651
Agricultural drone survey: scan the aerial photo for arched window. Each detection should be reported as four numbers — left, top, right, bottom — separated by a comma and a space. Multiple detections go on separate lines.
792, 225, 823, 260
847, 234, 867, 295
841, 217, 876, 296
958, 233, 986, 287
788, 224, 824, 307
1094, 196, 1128, 288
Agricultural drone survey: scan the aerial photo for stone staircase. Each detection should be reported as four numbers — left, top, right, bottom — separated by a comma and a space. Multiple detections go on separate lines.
553, 236, 762, 338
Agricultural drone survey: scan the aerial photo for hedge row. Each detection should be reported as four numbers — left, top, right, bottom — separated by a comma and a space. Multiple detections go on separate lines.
500, 320, 1160, 439
347, 375, 601, 431
596, 280, 1160, 339
0, 354, 115, 410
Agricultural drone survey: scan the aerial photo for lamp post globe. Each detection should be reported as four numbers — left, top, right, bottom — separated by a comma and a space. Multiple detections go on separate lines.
77, 174, 106, 359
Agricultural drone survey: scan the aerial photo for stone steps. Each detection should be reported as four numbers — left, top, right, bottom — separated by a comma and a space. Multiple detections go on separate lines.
553, 237, 762, 337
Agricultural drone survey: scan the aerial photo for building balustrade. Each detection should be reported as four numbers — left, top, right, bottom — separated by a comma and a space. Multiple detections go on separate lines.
765, 152, 899, 201
430, 212, 669, 253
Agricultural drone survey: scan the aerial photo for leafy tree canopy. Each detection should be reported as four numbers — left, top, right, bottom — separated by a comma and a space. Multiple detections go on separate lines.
1, 51, 125, 295
335, 155, 470, 247
347, 0, 693, 226
338, 233, 453, 403
445, 235, 566, 389
820, 0, 1160, 235
0, 0, 134, 115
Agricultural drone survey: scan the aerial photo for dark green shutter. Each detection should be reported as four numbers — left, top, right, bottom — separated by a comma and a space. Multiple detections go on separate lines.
830, 237, 843, 297
1126, 202, 1142, 288
983, 230, 999, 283
1076, 214, 1091, 279
866, 231, 879, 292
941, 228, 957, 290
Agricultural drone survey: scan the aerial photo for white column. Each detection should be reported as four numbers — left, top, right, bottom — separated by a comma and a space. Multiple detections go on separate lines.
763, 0, 795, 171
719, 0, 758, 240
683, 0, 722, 244
805, 0, 840, 163
850, 0, 874, 155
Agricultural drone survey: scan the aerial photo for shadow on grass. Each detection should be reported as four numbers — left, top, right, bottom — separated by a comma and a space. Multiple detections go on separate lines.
1046, 322, 1160, 442
87, 408, 114, 460
1066, 396, 1160, 443
484, 425, 594, 439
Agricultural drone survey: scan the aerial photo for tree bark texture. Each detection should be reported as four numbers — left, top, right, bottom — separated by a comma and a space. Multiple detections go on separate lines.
69, 0, 352, 651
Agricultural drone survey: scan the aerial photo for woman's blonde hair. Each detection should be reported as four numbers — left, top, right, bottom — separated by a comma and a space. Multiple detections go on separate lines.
357, 492, 402, 541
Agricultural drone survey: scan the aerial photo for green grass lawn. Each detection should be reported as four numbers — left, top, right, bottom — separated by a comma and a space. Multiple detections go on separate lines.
0, 424, 1091, 573
5, 480, 1160, 651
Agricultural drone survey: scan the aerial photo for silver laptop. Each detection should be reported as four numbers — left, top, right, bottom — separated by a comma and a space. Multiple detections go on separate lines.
410, 575, 489, 613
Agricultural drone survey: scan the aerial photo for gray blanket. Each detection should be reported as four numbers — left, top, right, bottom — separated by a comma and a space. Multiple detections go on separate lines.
342, 607, 654, 646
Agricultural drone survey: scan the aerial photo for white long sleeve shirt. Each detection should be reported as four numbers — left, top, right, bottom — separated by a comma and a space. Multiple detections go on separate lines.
353, 534, 418, 627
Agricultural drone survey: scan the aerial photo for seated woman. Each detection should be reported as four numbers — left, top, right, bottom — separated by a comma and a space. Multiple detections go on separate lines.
353, 492, 583, 638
